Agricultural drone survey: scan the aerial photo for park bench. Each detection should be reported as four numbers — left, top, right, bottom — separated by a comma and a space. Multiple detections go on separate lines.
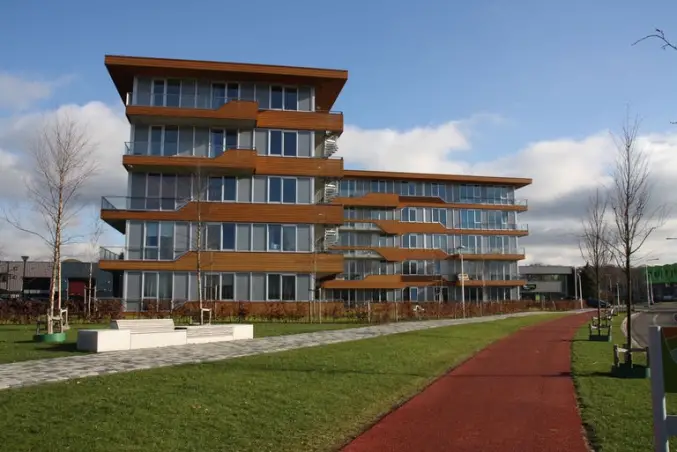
613, 344, 649, 368
77, 318, 254, 353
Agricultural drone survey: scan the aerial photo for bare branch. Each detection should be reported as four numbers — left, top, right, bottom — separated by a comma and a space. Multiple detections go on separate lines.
607, 113, 666, 363
632, 28, 677, 51
3, 113, 99, 333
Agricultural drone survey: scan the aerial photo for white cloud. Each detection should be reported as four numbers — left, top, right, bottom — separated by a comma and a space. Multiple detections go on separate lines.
0, 73, 75, 111
0, 102, 675, 268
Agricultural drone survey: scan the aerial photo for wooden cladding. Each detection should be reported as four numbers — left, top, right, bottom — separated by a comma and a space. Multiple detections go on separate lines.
123, 152, 344, 178
321, 275, 525, 289
99, 251, 343, 274
127, 100, 258, 125
101, 203, 344, 225
343, 169, 532, 188
256, 110, 343, 133
333, 246, 526, 262
334, 193, 527, 212
105, 55, 348, 111
349, 220, 529, 237
333, 193, 400, 208
126, 103, 343, 133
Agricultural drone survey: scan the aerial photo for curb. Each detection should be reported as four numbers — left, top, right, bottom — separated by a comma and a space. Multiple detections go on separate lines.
620, 312, 642, 348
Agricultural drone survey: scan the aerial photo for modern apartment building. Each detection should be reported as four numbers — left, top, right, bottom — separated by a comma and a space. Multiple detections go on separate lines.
99, 55, 531, 310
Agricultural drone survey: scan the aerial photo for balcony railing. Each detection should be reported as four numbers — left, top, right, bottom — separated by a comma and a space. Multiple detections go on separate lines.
446, 247, 526, 256
125, 92, 256, 109
101, 196, 189, 211
124, 141, 253, 158
337, 189, 528, 207
100, 246, 189, 261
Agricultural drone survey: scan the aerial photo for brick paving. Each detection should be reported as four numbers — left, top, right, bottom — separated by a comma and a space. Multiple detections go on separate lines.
0, 311, 567, 390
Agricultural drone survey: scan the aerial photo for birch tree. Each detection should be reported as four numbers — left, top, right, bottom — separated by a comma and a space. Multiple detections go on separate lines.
5, 114, 98, 334
578, 188, 612, 328
191, 163, 209, 324
607, 116, 666, 364
86, 216, 104, 318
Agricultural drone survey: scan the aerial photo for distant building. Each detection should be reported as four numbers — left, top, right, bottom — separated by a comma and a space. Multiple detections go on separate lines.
518, 265, 576, 301
646, 263, 677, 302
0, 260, 114, 299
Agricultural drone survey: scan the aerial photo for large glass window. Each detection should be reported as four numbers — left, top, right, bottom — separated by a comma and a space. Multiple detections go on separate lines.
212, 83, 226, 107
222, 224, 236, 250
144, 222, 159, 259
221, 273, 234, 300
159, 223, 174, 260
224, 177, 237, 201
282, 225, 296, 251
143, 272, 158, 298
284, 88, 298, 110
158, 273, 172, 299
268, 225, 282, 250
208, 177, 222, 201
269, 131, 297, 156
270, 86, 298, 111
166, 80, 180, 107
269, 177, 297, 203
270, 86, 283, 109
206, 224, 221, 250
152, 80, 165, 106
267, 274, 296, 300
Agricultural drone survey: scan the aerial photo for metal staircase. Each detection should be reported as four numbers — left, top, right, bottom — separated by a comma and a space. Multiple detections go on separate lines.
324, 133, 339, 158
323, 181, 339, 203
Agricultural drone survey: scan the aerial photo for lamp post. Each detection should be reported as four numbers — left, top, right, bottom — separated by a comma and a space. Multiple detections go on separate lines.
20, 256, 29, 299
645, 258, 660, 306
456, 245, 466, 318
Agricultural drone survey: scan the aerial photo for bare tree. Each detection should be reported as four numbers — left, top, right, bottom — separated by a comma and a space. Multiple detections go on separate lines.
191, 163, 209, 324
607, 116, 666, 364
86, 216, 104, 318
578, 188, 612, 328
633, 28, 677, 52
5, 114, 98, 335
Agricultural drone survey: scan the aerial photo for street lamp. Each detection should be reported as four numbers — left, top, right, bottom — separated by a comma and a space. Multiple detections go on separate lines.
20, 256, 29, 299
645, 258, 659, 306
455, 245, 466, 318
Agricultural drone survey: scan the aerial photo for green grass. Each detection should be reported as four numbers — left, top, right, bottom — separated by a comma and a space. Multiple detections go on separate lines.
572, 315, 677, 451
0, 313, 564, 452
0, 322, 361, 364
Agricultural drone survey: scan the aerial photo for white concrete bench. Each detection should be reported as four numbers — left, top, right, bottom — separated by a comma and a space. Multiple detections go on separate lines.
77, 319, 254, 353
180, 324, 254, 344
111, 319, 186, 350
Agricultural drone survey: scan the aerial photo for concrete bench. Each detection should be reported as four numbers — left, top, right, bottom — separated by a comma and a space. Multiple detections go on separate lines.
181, 324, 254, 345
77, 319, 254, 353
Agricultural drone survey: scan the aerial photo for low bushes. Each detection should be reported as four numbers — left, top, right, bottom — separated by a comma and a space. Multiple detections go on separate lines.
0, 298, 124, 324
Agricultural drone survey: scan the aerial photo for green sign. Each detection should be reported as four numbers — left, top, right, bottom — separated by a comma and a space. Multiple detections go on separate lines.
522, 284, 537, 291
660, 327, 677, 393
648, 263, 677, 285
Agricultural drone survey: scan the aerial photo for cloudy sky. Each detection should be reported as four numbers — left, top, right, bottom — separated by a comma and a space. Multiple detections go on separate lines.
1, 0, 677, 266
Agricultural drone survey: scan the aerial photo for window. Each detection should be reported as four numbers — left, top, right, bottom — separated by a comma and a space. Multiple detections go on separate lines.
221, 274, 234, 300
282, 225, 296, 251
284, 88, 298, 110
269, 131, 297, 156
267, 274, 296, 300
222, 224, 236, 250
269, 177, 297, 203
227, 83, 239, 101
159, 223, 173, 260
206, 224, 221, 250
212, 83, 226, 107
270, 86, 283, 109
208, 177, 222, 201
150, 126, 163, 156
152, 80, 165, 106
158, 273, 172, 299
144, 222, 159, 259
166, 80, 180, 107
143, 273, 158, 298
270, 86, 299, 111
164, 126, 178, 156
203, 274, 220, 300
268, 225, 282, 250
224, 177, 237, 201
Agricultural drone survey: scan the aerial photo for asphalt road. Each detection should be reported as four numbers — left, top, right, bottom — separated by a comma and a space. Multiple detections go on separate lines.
630, 302, 677, 347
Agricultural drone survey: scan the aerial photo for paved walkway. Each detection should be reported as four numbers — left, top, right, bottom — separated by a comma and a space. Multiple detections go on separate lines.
0, 311, 569, 391
342, 313, 591, 452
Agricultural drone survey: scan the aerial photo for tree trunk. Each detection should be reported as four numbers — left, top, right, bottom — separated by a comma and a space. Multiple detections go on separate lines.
47, 246, 58, 335
87, 262, 93, 319
596, 270, 601, 334
625, 255, 633, 365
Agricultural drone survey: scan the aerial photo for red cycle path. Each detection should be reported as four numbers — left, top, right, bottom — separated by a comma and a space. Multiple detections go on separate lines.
342, 313, 591, 452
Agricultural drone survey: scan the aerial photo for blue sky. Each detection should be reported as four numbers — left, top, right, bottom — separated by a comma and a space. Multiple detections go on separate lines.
2, 0, 677, 264
2, 0, 677, 162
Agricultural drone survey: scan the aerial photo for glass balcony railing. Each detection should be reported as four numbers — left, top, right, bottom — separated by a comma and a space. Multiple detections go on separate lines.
124, 141, 254, 157
125, 92, 256, 109
446, 247, 526, 256
99, 246, 189, 261
337, 189, 528, 207
101, 196, 189, 211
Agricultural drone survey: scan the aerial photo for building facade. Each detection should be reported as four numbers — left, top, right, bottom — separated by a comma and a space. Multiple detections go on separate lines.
519, 265, 576, 301
647, 263, 677, 302
99, 55, 531, 310
0, 260, 113, 299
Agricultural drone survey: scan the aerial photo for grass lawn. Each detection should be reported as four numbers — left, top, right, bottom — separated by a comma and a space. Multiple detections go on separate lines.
0, 313, 565, 452
0, 322, 362, 364
571, 314, 676, 451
